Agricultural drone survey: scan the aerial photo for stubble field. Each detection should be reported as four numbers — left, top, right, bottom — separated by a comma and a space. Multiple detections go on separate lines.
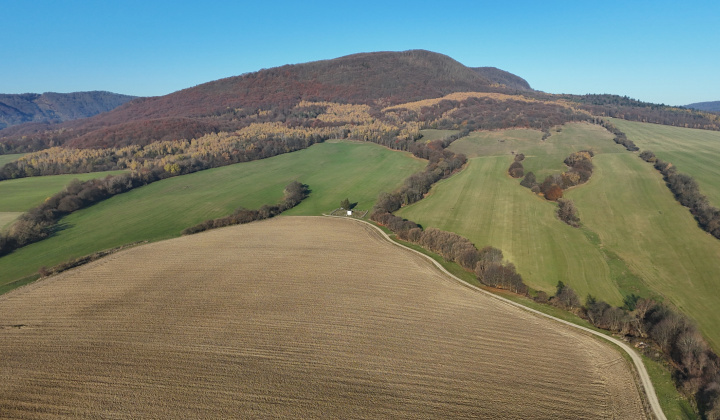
0, 216, 645, 418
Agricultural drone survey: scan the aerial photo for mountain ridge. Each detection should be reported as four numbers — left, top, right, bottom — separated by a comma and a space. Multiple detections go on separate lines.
0, 91, 136, 130
0, 50, 531, 149
686, 101, 720, 113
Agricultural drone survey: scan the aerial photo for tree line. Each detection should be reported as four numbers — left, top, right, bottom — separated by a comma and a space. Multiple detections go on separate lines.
181, 181, 309, 235
372, 212, 528, 294
599, 120, 640, 151
371, 138, 468, 212
562, 94, 720, 131
640, 150, 720, 240
388, 96, 595, 133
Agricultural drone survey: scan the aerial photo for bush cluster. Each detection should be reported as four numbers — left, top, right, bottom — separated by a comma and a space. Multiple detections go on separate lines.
556, 198, 580, 227
508, 153, 525, 178
182, 181, 309, 235
520, 150, 594, 203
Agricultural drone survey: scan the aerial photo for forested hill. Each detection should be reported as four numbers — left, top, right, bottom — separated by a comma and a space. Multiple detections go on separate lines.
472, 67, 532, 91
0, 91, 136, 130
0, 50, 529, 150
3, 49, 718, 153
686, 101, 720, 113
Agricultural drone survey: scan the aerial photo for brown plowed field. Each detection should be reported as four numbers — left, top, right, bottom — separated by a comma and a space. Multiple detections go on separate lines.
0, 216, 645, 419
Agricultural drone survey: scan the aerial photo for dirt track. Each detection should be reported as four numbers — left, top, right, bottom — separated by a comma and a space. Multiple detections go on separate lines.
0, 216, 646, 418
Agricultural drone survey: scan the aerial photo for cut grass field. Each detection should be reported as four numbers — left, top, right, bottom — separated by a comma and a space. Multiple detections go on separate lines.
611, 118, 720, 207
399, 121, 720, 351
0, 153, 25, 168
398, 154, 625, 305
0, 170, 127, 212
400, 123, 630, 305
0, 141, 424, 287
567, 152, 720, 351
447, 123, 620, 179
0, 216, 646, 418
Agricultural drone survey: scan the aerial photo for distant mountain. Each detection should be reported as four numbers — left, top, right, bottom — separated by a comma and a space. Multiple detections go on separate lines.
0, 50, 530, 149
0, 91, 136, 130
472, 67, 532, 91
686, 101, 720, 113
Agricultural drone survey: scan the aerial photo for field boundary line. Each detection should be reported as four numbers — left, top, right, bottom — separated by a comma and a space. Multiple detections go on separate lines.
323, 214, 665, 420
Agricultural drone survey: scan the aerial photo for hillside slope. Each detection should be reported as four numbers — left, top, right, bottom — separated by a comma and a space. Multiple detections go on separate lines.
0, 216, 645, 418
0, 50, 525, 149
0, 91, 136, 130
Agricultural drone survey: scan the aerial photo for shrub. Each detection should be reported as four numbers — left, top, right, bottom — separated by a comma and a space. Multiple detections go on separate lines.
520, 171, 536, 188
556, 198, 580, 227
553, 282, 580, 309
544, 185, 563, 201
639, 150, 656, 162
508, 161, 524, 178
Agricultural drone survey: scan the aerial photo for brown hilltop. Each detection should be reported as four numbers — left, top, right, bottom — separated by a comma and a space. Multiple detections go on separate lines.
0, 50, 531, 149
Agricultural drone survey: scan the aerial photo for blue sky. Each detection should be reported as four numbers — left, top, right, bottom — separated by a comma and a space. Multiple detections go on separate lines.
2, 0, 718, 105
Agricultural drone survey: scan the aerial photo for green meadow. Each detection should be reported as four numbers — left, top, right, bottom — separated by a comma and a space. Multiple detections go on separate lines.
399, 122, 720, 350
397, 154, 626, 306
0, 140, 424, 287
568, 152, 720, 351
0, 153, 25, 168
0, 170, 127, 212
448, 123, 621, 179
611, 118, 720, 206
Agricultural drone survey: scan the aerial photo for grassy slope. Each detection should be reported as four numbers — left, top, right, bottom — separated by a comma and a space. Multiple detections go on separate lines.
0, 170, 127, 212
0, 153, 26, 168
611, 118, 720, 206
398, 123, 628, 304
0, 141, 424, 286
567, 152, 720, 351
399, 121, 720, 351
448, 125, 617, 179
